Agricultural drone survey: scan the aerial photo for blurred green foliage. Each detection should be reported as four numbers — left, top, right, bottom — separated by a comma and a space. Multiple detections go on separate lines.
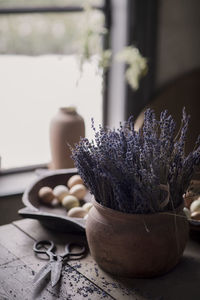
0, 0, 104, 55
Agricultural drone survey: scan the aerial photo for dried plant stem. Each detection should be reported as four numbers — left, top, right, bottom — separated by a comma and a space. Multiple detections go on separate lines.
72, 108, 200, 214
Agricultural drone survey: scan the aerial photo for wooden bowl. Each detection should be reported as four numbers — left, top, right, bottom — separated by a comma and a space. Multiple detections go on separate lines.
18, 168, 89, 233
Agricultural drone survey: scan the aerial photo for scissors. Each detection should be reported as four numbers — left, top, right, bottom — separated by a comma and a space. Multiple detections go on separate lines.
33, 240, 86, 287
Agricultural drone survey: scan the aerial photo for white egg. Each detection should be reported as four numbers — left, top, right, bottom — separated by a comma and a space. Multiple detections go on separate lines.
53, 185, 69, 202
62, 195, 79, 211
51, 198, 60, 207
67, 207, 87, 218
67, 175, 83, 189
84, 214, 88, 220
82, 202, 93, 213
183, 207, 191, 219
190, 198, 200, 213
69, 184, 87, 200
191, 211, 200, 221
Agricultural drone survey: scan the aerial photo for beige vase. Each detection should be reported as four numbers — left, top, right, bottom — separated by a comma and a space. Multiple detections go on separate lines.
49, 107, 85, 169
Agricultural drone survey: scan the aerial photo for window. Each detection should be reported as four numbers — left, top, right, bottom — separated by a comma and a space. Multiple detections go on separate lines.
0, 0, 108, 169
0, 0, 157, 170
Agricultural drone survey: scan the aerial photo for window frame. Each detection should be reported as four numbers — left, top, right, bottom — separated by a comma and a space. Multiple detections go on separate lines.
0, 0, 111, 174
125, 0, 158, 120
0, 0, 158, 174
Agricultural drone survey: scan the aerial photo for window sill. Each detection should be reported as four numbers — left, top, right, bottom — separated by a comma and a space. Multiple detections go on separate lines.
0, 166, 48, 197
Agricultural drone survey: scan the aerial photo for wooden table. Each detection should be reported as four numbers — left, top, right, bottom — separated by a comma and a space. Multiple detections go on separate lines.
0, 219, 200, 300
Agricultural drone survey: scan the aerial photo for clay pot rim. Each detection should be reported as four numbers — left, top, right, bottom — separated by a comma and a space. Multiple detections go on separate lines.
91, 198, 184, 221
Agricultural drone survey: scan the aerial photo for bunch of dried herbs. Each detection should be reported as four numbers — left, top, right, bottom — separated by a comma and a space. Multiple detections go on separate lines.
71, 108, 200, 214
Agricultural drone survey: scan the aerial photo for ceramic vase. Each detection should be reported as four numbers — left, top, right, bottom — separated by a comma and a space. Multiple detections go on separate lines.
86, 199, 189, 278
49, 107, 85, 169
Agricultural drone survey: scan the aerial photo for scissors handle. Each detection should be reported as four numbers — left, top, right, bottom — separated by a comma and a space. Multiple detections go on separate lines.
33, 240, 55, 255
64, 243, 86, 259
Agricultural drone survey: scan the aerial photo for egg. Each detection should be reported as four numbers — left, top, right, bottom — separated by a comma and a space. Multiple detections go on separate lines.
67, 207, 87, 218
84, 214, 88, 220
67, 174, 83, 189
69, 184, 87, 200
82, 202, 93, 213
190, 198, 200, 213
53, 185, 69, 202
62, 195, 79, 211
51, 198, 60, 207
191, 211, 200, 221
183, 207, 191, 219
38, 186, 54, 204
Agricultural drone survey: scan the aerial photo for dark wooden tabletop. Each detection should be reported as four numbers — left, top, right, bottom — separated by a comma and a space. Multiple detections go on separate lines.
0, 219, 200, 300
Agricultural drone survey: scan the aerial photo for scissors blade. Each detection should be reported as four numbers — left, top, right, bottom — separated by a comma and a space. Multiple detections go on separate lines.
51, 257, 63, 287
33, 262, 52, 285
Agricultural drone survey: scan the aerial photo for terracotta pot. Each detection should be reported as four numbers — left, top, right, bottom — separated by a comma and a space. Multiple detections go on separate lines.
49, 107, 85, 169
86, 200, 189, 278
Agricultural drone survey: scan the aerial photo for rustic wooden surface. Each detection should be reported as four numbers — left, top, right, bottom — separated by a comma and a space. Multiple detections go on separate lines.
0, 219, 200, 300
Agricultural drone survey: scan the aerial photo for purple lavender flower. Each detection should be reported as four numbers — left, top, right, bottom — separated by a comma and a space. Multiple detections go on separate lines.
71, 108, 200, 214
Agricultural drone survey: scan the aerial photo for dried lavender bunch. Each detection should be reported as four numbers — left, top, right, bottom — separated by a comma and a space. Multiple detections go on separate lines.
71, 108, 200, 214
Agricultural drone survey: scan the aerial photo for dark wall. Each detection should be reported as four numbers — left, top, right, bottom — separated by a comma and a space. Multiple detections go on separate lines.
126, 0, 200, 119
156, 0, 200, 89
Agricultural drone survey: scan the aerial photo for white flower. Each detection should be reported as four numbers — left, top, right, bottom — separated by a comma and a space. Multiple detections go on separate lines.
116, 46, 148, 90
98, 49, 112, 70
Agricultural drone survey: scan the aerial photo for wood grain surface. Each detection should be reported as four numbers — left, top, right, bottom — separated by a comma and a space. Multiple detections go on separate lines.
0, 219, 200, 300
